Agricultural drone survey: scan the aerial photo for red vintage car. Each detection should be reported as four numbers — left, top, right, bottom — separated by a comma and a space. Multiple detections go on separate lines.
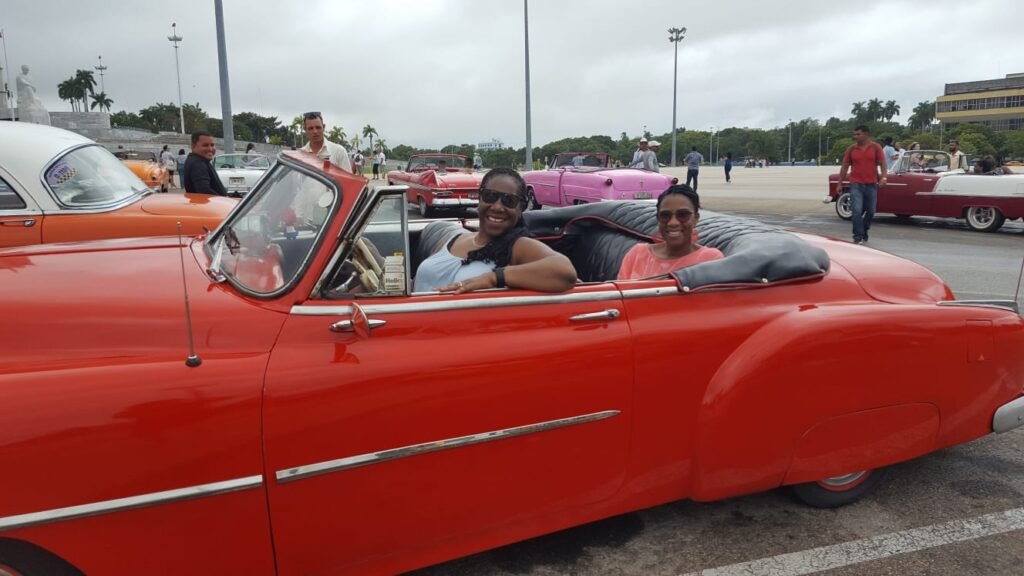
825, 149, 1024, 232
386, 153, 485, 217
2, 150, 1023, 575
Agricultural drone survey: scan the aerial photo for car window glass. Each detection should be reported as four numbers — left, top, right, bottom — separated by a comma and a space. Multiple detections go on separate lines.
45, 145, 148, 208
215, 166, 336, 295
0, 176, 26, 210
325, 196, 408, 297
907, 152, 954, 172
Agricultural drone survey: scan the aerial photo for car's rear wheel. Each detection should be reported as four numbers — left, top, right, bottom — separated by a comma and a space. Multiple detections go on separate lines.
791, 468, 885, 508
418, 196, 434, 218
835, 191, 852, 220
965, 206, 1005, 232
526, 187, 542, 210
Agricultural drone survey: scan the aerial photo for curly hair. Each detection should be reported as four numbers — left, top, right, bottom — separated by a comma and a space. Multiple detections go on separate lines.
464, 167, 531, 268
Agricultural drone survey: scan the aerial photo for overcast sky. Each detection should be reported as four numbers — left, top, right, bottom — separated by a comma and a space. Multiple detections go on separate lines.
2, 0, 1021, 148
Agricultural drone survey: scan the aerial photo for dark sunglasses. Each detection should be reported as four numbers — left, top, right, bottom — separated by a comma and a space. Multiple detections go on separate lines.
656, 209, 694, 223
303, 111, 322, 120
479, 188, 525, 209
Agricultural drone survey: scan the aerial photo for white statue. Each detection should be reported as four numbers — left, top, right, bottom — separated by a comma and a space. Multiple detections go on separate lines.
16, 65, 50, 126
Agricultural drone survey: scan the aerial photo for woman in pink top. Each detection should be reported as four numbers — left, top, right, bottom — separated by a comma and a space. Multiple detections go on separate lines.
617, 185, 724, 280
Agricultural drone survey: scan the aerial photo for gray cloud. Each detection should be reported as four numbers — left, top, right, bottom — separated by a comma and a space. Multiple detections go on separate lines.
2, 0, 1020, 148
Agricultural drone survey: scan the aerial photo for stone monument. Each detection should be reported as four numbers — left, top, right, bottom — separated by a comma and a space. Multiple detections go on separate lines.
16, 64, 51, 126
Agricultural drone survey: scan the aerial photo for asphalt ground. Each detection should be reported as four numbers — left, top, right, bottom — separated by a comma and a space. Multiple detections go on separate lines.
393, 166, 1024, 576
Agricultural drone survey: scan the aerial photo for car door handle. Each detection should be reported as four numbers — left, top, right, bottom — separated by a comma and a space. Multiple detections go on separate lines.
0, 218, 35, 227
569, 309, 621, 322
329, 318, 387, 333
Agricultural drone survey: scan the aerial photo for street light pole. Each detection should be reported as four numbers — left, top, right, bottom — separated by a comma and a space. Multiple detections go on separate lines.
818, 124, 822, 165
94, 55, 107, 94
708, 126, 714, 167
214, 0, 234, 153
523, 0, 533, 170
168, 23, 185, 135
787, 118, 793, 164
668, 27, 686, 167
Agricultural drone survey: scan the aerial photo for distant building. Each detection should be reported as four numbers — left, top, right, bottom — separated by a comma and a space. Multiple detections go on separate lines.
937, 73, 1024, 132
477, 138, 504, 152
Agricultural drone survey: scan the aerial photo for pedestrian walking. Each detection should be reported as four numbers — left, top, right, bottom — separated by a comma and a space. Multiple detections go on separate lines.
724, 152, 733, 183
176, 148, 187, 179
377, 149, 387, 178
836, 125, 887, 245
299, 111, 353, 172
182, 131, 228, 196
352, 150, 364, 175
473, 152, 483, 170
160, 145, 177, 189
684, 146, 703, 192
372, 149, 381, 179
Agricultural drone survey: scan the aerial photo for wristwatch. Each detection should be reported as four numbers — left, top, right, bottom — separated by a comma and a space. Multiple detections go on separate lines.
494, 267, 506, 288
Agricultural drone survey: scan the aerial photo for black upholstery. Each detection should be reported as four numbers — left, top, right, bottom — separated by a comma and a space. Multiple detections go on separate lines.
521, 202, 830, 289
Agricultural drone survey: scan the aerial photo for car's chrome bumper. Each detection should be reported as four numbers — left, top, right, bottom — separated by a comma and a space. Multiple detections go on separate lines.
432, 198, 478, 207
822, 194, 833, 204
993, 396, 1024, 433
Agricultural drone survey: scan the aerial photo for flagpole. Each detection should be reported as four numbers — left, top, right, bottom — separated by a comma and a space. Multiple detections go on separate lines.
1, 29, 15, 121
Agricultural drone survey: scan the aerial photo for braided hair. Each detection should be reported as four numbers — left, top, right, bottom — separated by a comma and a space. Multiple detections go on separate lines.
465, 167, 531, 268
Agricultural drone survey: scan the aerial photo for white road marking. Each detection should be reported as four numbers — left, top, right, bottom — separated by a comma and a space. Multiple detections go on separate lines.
680, 507, 1024, 576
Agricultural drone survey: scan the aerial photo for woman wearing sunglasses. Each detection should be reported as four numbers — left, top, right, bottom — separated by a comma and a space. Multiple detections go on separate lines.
617, 184, 723, 280
415, 168, 577, 293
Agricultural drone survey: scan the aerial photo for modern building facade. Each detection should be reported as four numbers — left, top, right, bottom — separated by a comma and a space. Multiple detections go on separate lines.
937, 73, 1024, 132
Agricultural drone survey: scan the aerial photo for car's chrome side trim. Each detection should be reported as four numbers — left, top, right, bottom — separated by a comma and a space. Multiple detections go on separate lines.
620, 286, 680, 299
290, 289, 622, 316
276, 410, 620, 483
938, 300, 1019, 314
0, 475, 263, 532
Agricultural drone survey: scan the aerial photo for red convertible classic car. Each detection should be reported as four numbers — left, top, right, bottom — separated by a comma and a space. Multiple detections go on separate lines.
386, 153, 485, 217
522, 152, 678, 209
826, 149, 1024, 232
2, 151, 1023, 575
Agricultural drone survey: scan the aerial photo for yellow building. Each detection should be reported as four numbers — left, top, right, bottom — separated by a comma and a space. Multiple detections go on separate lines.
937, 73, 1024, 132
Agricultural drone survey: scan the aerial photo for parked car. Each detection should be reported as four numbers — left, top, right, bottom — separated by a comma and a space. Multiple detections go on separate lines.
3, 151, 1023, 575
214, 153, 273, 197
825, 149, 1024, 232
113, 149, 170, 193
386, 153, 485, 217
0, 122, 237, 248
522, 152, 678, 209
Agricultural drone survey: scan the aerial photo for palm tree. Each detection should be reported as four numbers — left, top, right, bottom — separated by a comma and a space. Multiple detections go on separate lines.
866, 98, 884, 122
851, 101, 866, 121
362, 124, 378, 152
349, 134, 362, 152
290, 115, 305, 147
327, 126, 346, 145
908, 100, 936, 131
376, 137, 388, 153
882, 100, 901, 122
58, 79, 78, 111
74, 69, 97, 111
90, 92, 113, 113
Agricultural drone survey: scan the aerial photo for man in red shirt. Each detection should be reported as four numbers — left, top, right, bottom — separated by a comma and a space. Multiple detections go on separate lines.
836, 125, 888, 244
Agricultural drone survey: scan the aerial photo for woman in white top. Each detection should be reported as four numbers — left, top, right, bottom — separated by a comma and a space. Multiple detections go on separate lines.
414, 168, 577, 293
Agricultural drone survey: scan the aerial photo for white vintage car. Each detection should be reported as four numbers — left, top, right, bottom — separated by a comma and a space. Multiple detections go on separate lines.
214, 153, 273, 198
826, 150, 1024, 232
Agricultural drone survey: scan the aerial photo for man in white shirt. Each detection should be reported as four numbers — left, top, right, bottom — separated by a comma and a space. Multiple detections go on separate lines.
631, 138, 649, 167
377, 150, 387, 178
299, 112, 353, 173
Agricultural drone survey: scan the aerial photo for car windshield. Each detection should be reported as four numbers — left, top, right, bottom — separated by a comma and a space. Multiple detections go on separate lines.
407, 156, 466, 171
553, 153, 607, 168
215, 154, 271, 170
45, 145, 150, 208
113, 150, 158, 162
209, 164, 337, 295
905, 151, 955, 172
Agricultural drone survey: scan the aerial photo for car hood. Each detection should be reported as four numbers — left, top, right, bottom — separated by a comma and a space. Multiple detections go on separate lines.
0, 237, 285, 371
139, 192, 238, 218
122, 160, 160, 169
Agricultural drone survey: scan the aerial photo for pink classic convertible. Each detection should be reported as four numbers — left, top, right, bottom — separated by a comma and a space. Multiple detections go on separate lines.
522, 152, 678, 209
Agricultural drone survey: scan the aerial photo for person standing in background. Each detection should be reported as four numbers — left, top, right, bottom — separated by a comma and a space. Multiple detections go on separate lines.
182, 131, 228, 196
299, 111, 353, 172
160, 145, 177, 189
836, 125, 887, 245
646, 141, 662, 173
683, 146, 704, 192
724, 152, 733, 183
371, 149, 381, 180
377, 148, 387, 178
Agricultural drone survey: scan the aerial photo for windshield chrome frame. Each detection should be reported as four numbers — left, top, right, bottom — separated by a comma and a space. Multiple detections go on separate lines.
38, 143, 150, 213
203, 155, 343, 300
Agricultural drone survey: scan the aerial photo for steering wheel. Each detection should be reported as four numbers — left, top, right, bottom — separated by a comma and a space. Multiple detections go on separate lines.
333, 238, 385, 294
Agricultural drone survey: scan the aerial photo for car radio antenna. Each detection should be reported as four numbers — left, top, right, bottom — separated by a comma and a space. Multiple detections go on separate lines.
177, 222, 203, 367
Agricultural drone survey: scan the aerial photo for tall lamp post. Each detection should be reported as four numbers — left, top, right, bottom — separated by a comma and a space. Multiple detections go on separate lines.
787, 118, 793, 164
668, 27, 686, 167
214, 0, 234, 153
168, 23, 185, 135
94, 55, 107, 94
708, 126, 714, 166
523, 0, 533, 170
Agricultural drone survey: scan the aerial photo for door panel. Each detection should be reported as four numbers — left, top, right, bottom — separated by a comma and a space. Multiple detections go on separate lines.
0, 175, 43, 247
529, 170, 562, 205
264, 286, 633, 574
